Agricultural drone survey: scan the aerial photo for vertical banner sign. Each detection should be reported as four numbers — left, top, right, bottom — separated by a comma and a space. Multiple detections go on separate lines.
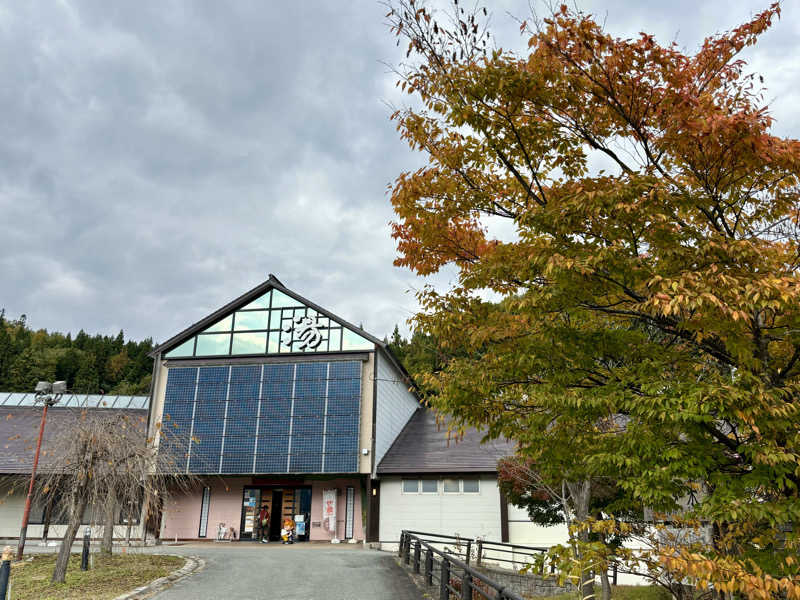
322, 489, 337, 538
345, 487, 354, 540
198, 487, 210, 538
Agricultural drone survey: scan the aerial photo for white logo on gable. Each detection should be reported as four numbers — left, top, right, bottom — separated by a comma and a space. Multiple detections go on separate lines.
282, 316, 325, 350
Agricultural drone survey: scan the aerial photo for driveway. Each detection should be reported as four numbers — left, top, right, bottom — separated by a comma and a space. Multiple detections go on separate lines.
148, 543, 423, 600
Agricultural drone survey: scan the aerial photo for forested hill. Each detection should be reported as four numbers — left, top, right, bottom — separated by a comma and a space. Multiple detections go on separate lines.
0, 310, 154, 395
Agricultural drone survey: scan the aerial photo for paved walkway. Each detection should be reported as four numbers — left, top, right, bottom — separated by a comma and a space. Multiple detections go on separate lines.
147, 543, 423, 600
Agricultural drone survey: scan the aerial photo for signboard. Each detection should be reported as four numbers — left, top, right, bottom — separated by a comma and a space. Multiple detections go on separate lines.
322, 489, 337, 537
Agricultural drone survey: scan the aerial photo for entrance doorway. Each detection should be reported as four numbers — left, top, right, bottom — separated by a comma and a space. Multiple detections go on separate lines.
267, 490, 283, 541
240, 486, 312, 542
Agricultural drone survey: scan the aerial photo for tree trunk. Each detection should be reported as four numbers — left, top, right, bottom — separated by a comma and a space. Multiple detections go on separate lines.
566, 479, 595, 600
125, 504, 133, 546
52, 495, 88, 584
600, 570, 612, 600
101, 491, 116, 556
41, 498, 52, 546
139, 493, 150, 545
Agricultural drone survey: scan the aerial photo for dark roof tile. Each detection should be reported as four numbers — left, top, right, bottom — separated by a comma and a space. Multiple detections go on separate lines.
0, 406, 147, 474
377, 409, 515, 474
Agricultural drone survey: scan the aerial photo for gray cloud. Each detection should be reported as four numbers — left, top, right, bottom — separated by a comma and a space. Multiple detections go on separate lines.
0, 1, 797, 343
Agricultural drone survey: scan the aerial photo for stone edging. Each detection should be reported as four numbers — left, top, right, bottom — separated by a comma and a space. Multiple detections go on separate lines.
113, 555, 206, 600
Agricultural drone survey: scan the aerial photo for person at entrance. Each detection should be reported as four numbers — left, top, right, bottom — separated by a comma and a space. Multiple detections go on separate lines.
280, 517, 295, 544
258, 505, 270, 543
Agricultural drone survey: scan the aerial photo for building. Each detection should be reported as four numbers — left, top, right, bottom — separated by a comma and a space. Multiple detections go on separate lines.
0, 393, 150, 541
375, 408, 569, 549
147, 275, 419, 542
0, 275, 558, 548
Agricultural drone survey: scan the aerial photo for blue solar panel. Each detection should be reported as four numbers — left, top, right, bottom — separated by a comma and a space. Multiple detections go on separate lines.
160, 360, 361, 475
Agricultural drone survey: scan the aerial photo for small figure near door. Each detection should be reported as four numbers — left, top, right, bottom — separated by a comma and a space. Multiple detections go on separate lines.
258, 505, 270, 543
280, 517, 295, 544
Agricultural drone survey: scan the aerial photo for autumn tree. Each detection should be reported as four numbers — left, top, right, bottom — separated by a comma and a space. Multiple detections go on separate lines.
387, 1, 800, 596
30, 409, 193, 583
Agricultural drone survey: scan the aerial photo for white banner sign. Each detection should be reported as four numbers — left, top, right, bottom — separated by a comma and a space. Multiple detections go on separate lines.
322, 489, 337, 536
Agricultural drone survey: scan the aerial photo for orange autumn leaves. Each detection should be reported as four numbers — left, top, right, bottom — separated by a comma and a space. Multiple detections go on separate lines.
387, 0, 800, 596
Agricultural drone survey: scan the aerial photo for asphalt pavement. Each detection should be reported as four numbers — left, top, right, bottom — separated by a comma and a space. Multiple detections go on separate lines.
147, 543, 423, 600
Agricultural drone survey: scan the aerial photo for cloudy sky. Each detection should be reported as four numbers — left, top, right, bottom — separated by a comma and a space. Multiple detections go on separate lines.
0, 0, 797, 344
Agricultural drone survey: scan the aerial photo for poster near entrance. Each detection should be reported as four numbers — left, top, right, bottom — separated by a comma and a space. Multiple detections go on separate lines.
322, 489, 337, 539
241, 489, 260, 538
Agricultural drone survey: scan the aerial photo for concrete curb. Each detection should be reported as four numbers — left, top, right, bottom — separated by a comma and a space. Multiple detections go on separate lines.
113, 555, 205, 600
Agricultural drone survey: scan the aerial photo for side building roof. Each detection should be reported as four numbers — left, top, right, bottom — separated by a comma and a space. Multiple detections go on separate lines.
376, 409, 515, 475
0, 404, 148, 474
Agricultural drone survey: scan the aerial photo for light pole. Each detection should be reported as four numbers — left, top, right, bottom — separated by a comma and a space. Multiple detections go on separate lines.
16, 380, 66, 560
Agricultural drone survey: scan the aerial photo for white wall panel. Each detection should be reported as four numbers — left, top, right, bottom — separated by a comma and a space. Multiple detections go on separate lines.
0, 480, 143, 541
374, 352, 418, 465
378, 475, 502, 546
506, 502, 570, 546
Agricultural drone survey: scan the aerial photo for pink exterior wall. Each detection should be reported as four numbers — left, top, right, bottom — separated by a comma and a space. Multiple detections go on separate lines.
309, 478, 364, 541
161, 477, 365, 542
161, 478, 246, 541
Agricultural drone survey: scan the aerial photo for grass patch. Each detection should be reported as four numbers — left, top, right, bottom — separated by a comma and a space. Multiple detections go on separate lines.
528, 586, 671, 600
7, 553, 184, 600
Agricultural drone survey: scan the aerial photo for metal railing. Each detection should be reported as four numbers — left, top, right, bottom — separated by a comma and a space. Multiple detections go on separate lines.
399, 531, 619, 588
401, 530, 474, 564
475, 538, 553, 573
399, 531, 525, 600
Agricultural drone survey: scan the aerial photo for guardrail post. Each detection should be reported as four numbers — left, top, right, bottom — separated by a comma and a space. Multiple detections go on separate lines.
404, 535, 411, 565
0, 546, 12, 600
425, 548, 433, 586
398, 532, 405, 557
440, 556, 450, 600
413, 540, 421, 574
476, 540, 482, 566
465, 539, 471, 565
81, 527, 90, 571
461, 572, 472, 600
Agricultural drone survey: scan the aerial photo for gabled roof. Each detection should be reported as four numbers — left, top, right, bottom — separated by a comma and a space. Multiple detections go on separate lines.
377, 409, 516, 474
151, 274, 384, 358
0, 406, 148, 474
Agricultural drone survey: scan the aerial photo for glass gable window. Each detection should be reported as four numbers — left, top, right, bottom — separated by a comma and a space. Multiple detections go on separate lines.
195, 333, 231, 356
164, 288, 375, 358
231, 332, 267, 355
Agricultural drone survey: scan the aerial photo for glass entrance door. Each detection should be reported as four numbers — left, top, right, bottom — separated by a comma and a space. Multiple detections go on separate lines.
240, 488, 261, 540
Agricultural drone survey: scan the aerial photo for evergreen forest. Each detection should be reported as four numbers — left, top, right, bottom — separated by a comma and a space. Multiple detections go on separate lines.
0, 310, 155, 395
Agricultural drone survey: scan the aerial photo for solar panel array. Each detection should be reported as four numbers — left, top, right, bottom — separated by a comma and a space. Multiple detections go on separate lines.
0, 393, 149, 409
160, 361, 362, 474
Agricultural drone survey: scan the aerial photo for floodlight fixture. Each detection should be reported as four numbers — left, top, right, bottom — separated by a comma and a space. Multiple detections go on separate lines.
18, 379, 66, 560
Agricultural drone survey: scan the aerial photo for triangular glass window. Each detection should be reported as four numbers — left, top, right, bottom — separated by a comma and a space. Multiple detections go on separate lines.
164, 288, 374, 358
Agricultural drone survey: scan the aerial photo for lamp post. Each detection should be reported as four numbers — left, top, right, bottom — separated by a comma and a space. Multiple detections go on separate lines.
16, 380, 65, 560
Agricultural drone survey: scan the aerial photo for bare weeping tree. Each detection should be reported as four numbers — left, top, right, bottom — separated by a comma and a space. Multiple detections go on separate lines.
30, 409, 194, 583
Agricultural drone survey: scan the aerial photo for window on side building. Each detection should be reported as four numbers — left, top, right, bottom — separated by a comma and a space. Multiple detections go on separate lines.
421, 479, 438, 494
443, 478, 460, 493
462, 478, 480, 493
402, 479, 420, 493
